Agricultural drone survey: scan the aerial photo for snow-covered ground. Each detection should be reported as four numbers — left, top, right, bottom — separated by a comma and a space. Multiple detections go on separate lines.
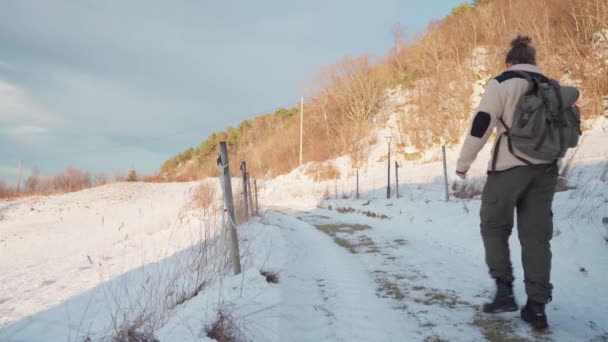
1, 118, 607, 341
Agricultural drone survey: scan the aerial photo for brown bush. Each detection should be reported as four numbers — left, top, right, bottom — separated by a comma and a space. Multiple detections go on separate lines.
0, 180, 15, 199
95, 173, 110, 186
305, 162, 340, 182
15, 166, 98, 196
207, 308, 242, 342
193, 180, 217, 210
260, 270, 280, 284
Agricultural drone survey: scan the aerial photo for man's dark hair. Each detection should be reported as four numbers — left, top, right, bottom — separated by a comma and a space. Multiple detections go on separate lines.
506, 35, 536, 65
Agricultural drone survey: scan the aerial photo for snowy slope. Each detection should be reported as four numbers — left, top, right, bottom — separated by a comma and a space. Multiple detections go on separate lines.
1, 118, 606, 341
0, 182, 223, 341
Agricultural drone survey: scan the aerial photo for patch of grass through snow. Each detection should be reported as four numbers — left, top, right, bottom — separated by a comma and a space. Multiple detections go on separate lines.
414, 288, 471, 309
314, 223, 380, 254
471, 314, 536, 342
375, 278, 406, 301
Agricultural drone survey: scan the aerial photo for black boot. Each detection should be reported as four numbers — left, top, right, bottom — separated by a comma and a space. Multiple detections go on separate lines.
483, 279, 518, 313
521, 299, 549, 330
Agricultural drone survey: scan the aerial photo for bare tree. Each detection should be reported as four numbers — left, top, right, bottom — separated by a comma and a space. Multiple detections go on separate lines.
25, 168, 41, 194
321, 55, 388, 125
95, 173, 109, 186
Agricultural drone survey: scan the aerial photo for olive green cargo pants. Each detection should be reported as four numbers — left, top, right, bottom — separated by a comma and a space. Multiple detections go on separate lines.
480, 164, 558, 304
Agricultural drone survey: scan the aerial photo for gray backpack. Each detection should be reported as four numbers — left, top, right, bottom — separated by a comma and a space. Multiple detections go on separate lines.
493, 71, 581, 170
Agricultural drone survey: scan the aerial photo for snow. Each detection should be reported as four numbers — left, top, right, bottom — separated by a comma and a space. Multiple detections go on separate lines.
1, 113, 607, 342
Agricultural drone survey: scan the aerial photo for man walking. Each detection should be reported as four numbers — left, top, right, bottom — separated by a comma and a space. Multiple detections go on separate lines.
455, 35, 580, 330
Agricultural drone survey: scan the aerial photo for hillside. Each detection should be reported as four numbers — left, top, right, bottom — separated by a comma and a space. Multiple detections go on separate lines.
161, 0, 608, 181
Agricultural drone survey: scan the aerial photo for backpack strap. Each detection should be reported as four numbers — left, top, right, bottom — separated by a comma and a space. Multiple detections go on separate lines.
548, 80, 567, 155
512, 70, 538, 95
491, 117, 534, 172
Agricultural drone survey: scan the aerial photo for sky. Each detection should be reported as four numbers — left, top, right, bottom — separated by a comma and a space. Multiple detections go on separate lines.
0, 0, 463, 184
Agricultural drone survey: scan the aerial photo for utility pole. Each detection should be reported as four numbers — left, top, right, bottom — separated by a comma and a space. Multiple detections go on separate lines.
385, 136, 393, 199
17, 160, 22, 194
299, 97, 304, 166
218, 142, 241, 275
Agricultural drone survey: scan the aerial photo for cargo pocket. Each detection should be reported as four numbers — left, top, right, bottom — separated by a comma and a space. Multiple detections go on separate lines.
480, 194, 498, 227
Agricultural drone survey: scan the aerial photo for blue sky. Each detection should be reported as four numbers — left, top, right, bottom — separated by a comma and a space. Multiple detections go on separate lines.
0, 0, 462, 184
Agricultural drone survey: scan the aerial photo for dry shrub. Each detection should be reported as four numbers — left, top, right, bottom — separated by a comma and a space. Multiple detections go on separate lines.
101, 213, 232, 342
313, 55, 389, 154
95, 173, 110, 186
359, 210, 390, 220
260, 270, 279, 284
332, 206, 390, 219
22, 167, 93, 195
0, 180, 15, 199
112, 319, 159, 342
207, 308, 244, 342
305, 162, 340, 182
193, 180, 217, 210
335, 207, 356, 214
233, 183, 250, 224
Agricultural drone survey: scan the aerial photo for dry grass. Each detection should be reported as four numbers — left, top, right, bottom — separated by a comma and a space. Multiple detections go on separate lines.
305, 162, 341, 182
96, 211, 233, 342
193, 180, 218, 210
207, 307, 245, 342
260, 270, 280, 284
233, 183, 250, 224
111, 319, 159, 342
327, 206, 390, 219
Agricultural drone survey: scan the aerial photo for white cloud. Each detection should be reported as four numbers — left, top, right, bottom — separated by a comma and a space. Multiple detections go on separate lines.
6, 125, 48, 135
0, 79, 60, 126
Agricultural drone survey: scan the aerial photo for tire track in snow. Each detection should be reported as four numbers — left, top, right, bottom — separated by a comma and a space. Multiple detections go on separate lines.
266, 211, 419, 341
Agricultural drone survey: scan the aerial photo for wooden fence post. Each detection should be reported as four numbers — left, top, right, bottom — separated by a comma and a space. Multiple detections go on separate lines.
240, 161, 249, 220
218, 142, 241, 275
442, 145, 450, 202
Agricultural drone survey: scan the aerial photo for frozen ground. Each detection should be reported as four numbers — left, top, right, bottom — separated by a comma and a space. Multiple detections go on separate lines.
1, 119, 607, 341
